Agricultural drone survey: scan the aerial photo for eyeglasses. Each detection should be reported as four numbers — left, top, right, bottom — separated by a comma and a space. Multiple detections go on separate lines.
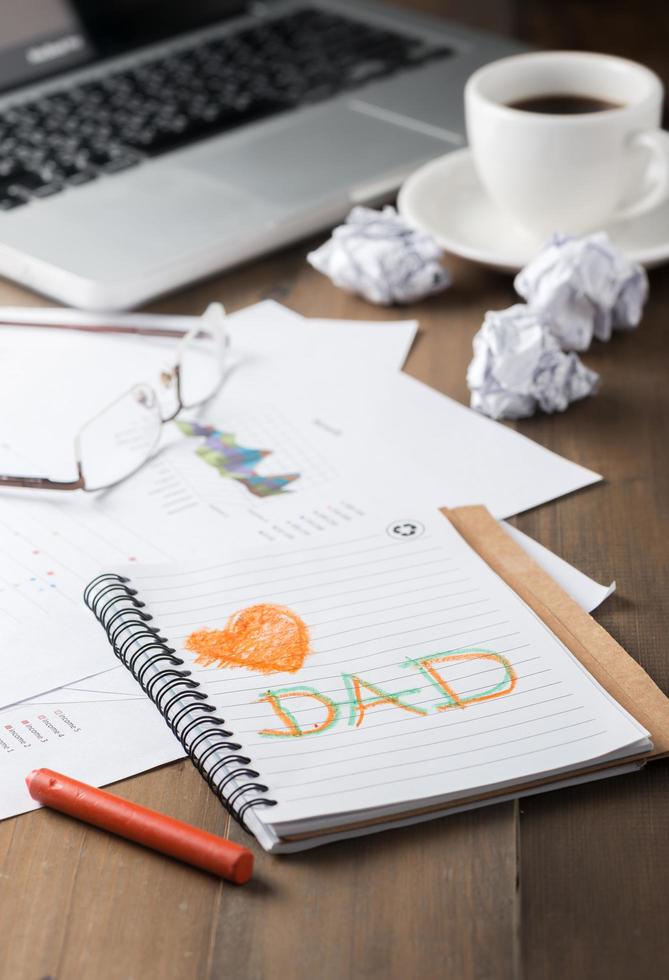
0, 303, 228, 492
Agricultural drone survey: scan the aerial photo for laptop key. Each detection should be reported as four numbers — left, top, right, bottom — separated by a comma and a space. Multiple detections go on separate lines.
7, 172, 48, 198
101, 154, 143, 174
0, 160, 21, 179
0, 196, 25, 211
344, 60, 394, 85
67, 169, 98, 186
32, 182, 65, 199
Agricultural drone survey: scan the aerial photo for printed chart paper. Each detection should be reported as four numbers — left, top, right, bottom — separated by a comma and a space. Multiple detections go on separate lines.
0, 607, 111, 709
0, 301, 601, 707
0, 691, 184, 822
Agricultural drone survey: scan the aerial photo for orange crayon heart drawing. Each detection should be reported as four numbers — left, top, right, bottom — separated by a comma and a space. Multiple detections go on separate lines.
185, 603, 311, 674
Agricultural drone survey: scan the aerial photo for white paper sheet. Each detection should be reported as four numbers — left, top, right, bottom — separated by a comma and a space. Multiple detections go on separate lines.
0, 690, 184, 822
0, 301, 416, 475
0, 608, 113, 710
0, 298, 417, 363
319, 371, 601, 520
0, 303, 414, 704
307, 316, 418, 372
501, 523, 615, 612
51, 366, 600, 564
0, 301, 600, 707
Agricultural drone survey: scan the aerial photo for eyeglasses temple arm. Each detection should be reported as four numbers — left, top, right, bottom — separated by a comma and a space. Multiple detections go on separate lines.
0, 320, 200, 338
0, 474, 85, 491
0, 317, 216, 340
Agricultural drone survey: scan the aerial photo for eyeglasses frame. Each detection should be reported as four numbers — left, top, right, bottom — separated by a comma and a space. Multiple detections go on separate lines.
0, 304, 228, 492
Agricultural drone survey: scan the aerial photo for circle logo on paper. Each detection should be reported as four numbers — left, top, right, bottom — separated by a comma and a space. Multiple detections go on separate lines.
386, 520, 425, 539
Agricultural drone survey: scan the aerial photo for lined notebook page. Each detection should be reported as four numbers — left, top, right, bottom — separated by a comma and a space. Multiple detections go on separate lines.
125, 509, 648, 828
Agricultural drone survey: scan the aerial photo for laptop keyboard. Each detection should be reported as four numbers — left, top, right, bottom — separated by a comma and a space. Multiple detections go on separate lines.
0, 8, 451, 211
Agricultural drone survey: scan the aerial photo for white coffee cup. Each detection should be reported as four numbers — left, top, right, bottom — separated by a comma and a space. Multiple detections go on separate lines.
465, 51, 669, 238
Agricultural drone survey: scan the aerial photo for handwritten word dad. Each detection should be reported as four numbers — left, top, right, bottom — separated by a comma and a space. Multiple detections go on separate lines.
257, 649, 517, 738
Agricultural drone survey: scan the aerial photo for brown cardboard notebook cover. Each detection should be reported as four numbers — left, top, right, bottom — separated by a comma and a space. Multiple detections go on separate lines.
283, 505, 669, 842
444, 505, 669, 761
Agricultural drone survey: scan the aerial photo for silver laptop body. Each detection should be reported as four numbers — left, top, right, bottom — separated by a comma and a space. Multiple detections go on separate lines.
0, 0, 524, 309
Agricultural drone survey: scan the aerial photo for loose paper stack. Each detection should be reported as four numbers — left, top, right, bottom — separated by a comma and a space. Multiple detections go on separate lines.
0, 300, 612, 820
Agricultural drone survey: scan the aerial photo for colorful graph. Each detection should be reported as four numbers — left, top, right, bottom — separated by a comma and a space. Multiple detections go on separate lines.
176, 420, 301, 498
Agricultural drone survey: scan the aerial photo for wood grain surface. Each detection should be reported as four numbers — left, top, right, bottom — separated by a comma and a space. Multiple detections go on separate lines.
1, 2, 668, 978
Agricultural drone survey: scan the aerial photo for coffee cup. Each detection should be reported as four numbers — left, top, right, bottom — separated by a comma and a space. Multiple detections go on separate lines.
464, 51, 669, 238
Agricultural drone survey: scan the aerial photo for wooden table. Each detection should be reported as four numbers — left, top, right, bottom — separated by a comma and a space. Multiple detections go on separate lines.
1, 3, 668, 977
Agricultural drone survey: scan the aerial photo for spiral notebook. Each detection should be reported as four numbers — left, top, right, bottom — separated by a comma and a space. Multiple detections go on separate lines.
84, 505, 669, 853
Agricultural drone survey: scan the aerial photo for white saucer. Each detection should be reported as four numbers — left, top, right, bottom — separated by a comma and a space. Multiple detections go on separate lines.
397, 148, 669, 271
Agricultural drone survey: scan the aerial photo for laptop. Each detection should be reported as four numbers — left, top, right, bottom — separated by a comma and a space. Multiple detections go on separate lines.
0, 1, 523, 310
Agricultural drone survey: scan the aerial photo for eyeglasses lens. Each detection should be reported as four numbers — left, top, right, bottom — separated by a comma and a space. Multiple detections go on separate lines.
76, 383, 162, 490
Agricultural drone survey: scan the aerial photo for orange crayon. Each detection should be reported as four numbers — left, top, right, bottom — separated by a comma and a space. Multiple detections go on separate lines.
26, 768, 253, 885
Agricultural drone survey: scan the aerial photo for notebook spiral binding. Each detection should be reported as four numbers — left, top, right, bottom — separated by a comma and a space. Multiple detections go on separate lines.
84, 573, 277, 831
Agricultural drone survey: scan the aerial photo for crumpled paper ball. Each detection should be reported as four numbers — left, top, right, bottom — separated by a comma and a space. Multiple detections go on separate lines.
467, 304, 599, 420
514, 232, 648, 351
307, 205, 450, 305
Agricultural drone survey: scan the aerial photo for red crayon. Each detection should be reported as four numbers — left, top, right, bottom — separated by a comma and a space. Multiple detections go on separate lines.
26, 768, 253, 885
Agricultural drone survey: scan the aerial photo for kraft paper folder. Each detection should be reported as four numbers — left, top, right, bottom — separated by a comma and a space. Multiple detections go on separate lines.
443, 506, 669, 786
